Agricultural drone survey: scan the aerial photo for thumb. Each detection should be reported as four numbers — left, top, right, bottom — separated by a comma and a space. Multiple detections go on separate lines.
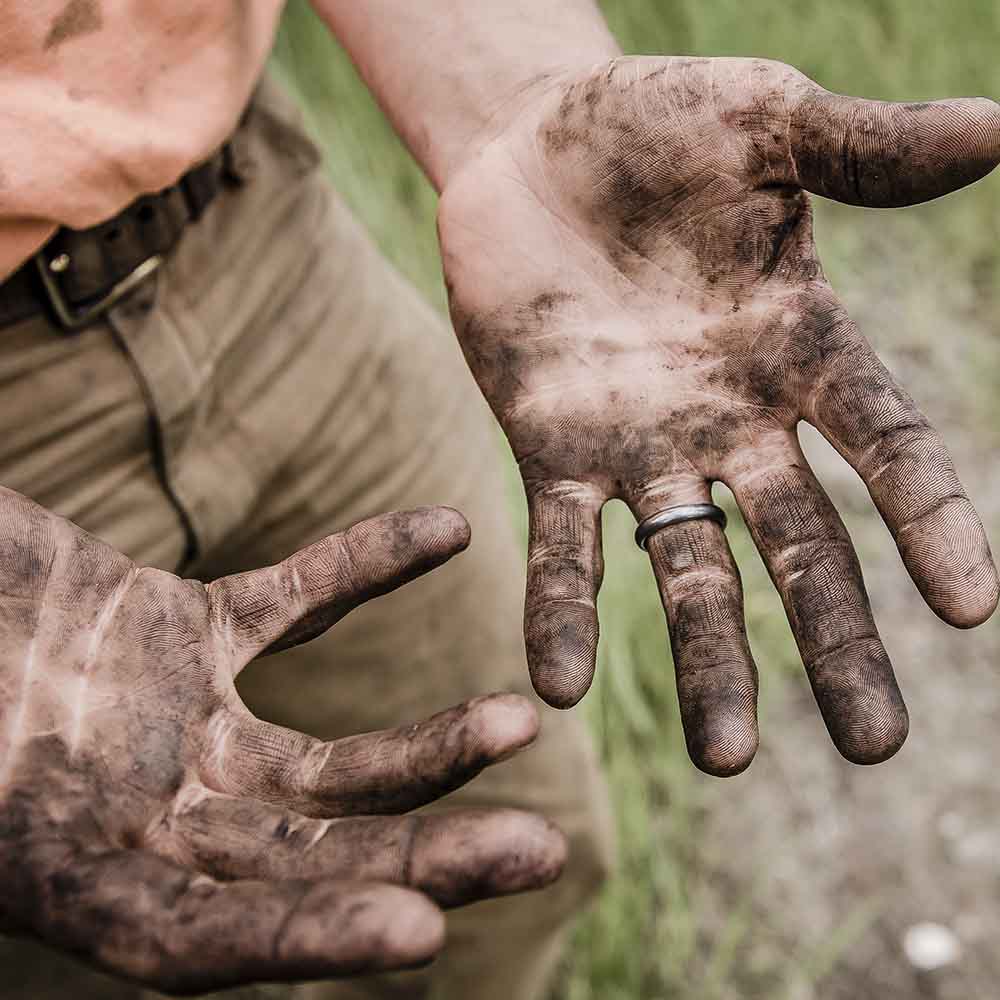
208, 506, 470, 668
788, 85, 1000, 207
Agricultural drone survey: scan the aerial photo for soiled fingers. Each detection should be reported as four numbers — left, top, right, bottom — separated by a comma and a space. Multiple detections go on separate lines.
788, 84, 1000, 207
524, 476, 762, 775
36, 849, 443, 995
805, 327, 998, 627
523, 481, 606, 709
639, 507, 759, 777
205, 693, 539, 818
208, 506, 471, 667
729, 451, 908, 765
168, 789, 567, 909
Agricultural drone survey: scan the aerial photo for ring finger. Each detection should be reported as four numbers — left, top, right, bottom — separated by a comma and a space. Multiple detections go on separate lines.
629, 482, 759, 777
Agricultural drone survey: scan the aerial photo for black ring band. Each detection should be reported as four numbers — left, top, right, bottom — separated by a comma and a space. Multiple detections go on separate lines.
634, 503, 728, 550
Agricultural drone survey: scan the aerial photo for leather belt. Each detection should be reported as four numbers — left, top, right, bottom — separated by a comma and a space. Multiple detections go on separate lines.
0, 146, 236, 332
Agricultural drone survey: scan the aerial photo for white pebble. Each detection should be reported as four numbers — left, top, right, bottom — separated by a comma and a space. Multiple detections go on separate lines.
902, 922, 962, 971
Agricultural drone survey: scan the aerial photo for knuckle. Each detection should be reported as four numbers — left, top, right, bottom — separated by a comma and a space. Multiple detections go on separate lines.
665, 563, 738, 593
897, 491, 971, 534
296, 739, 335, 801
809, 632, 884, 669
859, 415, 938, 474
527, 538, 589, 566
771, 533, 854, 579
525, 595, 598, 628
274, 559, 307, 620
332, 529, 364, 596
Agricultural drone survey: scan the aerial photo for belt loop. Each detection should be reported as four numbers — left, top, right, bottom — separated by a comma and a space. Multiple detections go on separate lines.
221, 141, 249, 186
179, 158, 220, 222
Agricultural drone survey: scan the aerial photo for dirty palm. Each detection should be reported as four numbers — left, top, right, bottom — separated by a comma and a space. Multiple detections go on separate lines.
0, 496, 563, 993
441, 56, 1000, 774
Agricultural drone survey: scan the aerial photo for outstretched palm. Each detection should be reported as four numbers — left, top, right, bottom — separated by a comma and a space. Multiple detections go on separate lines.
0, 490, 563, 994
440, 57, 1000, 774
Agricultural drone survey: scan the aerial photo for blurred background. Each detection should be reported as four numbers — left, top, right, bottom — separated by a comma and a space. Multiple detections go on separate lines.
273, 2, 1000, 998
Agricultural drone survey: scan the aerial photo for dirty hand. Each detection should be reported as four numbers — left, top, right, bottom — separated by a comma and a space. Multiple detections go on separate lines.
439, 56, 1000, 775
0, 488, 564, 994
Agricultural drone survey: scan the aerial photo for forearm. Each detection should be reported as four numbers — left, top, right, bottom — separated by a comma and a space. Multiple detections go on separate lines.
312, 0, 621, 189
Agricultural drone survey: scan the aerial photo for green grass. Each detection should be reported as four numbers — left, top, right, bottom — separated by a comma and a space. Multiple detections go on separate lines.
272, 3, 1000, 996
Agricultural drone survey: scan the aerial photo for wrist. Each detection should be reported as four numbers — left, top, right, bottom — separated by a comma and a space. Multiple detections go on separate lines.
437, 45, 623, 189
316, 0, 621, 191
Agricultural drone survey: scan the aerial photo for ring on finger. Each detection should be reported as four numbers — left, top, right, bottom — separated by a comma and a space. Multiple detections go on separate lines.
634, 503, 728, 551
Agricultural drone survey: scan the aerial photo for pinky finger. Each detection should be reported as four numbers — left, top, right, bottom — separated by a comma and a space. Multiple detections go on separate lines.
40, 849, 443, 995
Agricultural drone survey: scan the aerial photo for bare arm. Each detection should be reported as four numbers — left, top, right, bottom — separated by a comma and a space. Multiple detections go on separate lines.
311, 0, 621, 189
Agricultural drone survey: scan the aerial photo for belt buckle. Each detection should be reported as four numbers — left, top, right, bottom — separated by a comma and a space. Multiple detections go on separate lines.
34, 249, 162, 331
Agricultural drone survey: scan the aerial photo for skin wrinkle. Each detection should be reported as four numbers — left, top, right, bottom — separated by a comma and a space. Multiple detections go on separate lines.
0, 533, 61, 785
69, 566, 138, 757
199, 708, 236, 790
0, 494, 565, 992
439, 53, 1000, 771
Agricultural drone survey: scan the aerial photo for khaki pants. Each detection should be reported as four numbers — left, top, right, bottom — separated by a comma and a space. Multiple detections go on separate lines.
0, 78, 613, 1000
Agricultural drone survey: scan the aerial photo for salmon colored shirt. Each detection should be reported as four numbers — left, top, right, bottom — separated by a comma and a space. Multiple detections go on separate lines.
0, 0, 286, 281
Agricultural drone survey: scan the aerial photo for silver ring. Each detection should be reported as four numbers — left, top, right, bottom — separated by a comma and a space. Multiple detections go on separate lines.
634, 503, 728, 550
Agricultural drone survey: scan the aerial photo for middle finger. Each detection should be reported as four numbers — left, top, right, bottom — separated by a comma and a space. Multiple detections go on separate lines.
726, 440, 908, 764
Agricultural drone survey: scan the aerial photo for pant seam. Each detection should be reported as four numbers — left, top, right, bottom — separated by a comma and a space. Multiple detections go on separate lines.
105, 314, 200, 572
